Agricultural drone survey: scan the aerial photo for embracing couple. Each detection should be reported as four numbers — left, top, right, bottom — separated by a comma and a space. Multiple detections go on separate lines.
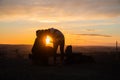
32, 28, 65, 65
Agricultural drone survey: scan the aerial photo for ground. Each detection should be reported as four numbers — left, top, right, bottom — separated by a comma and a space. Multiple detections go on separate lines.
0, 58, 120, 80
0, 45, 120, 80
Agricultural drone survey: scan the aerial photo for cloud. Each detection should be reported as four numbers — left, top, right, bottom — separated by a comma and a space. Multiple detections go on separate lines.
84, 29, 98, 32
0, 0, 120, 22
74, 34, 112, 37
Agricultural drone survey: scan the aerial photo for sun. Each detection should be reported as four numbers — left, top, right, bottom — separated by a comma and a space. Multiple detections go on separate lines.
46, 36, 51, 44
45, 35, 53, 46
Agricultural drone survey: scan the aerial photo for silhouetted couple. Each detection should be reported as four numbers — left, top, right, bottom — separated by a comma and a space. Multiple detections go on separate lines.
32, 28, 65, 65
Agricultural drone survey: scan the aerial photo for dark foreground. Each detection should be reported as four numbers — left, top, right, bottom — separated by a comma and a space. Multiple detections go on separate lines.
0, 58, 120, 80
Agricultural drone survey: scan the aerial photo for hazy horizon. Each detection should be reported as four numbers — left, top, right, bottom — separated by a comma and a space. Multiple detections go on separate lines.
0, 43, 118, 47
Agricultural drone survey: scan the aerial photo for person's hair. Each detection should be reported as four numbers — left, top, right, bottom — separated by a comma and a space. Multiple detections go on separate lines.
36, 30, 44, 37
36, 30, 40, 34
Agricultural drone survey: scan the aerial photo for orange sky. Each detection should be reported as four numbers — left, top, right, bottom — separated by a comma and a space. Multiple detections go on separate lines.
0, 0, 120, 46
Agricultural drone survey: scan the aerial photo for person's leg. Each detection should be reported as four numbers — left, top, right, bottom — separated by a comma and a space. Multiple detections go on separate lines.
60, 40, 65, 64
53, 43, 58, 64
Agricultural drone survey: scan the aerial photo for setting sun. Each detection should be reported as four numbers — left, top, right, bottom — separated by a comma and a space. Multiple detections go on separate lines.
45, 36, 53, 46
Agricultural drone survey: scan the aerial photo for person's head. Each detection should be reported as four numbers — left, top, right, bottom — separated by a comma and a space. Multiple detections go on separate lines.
49, 28, 55, 34
43, 29, 49, 34
36, 30, 44, 37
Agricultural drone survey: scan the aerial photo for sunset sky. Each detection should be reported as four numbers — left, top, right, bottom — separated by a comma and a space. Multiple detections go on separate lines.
0, 0, 120, 46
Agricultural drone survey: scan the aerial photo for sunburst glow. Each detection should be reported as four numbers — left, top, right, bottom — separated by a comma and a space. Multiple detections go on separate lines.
46, 35, 53, 46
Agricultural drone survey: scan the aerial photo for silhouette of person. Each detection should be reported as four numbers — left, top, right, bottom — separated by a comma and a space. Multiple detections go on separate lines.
65, 45, 73, 64
45, 28, 65, 64
31, 30, 46, 64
